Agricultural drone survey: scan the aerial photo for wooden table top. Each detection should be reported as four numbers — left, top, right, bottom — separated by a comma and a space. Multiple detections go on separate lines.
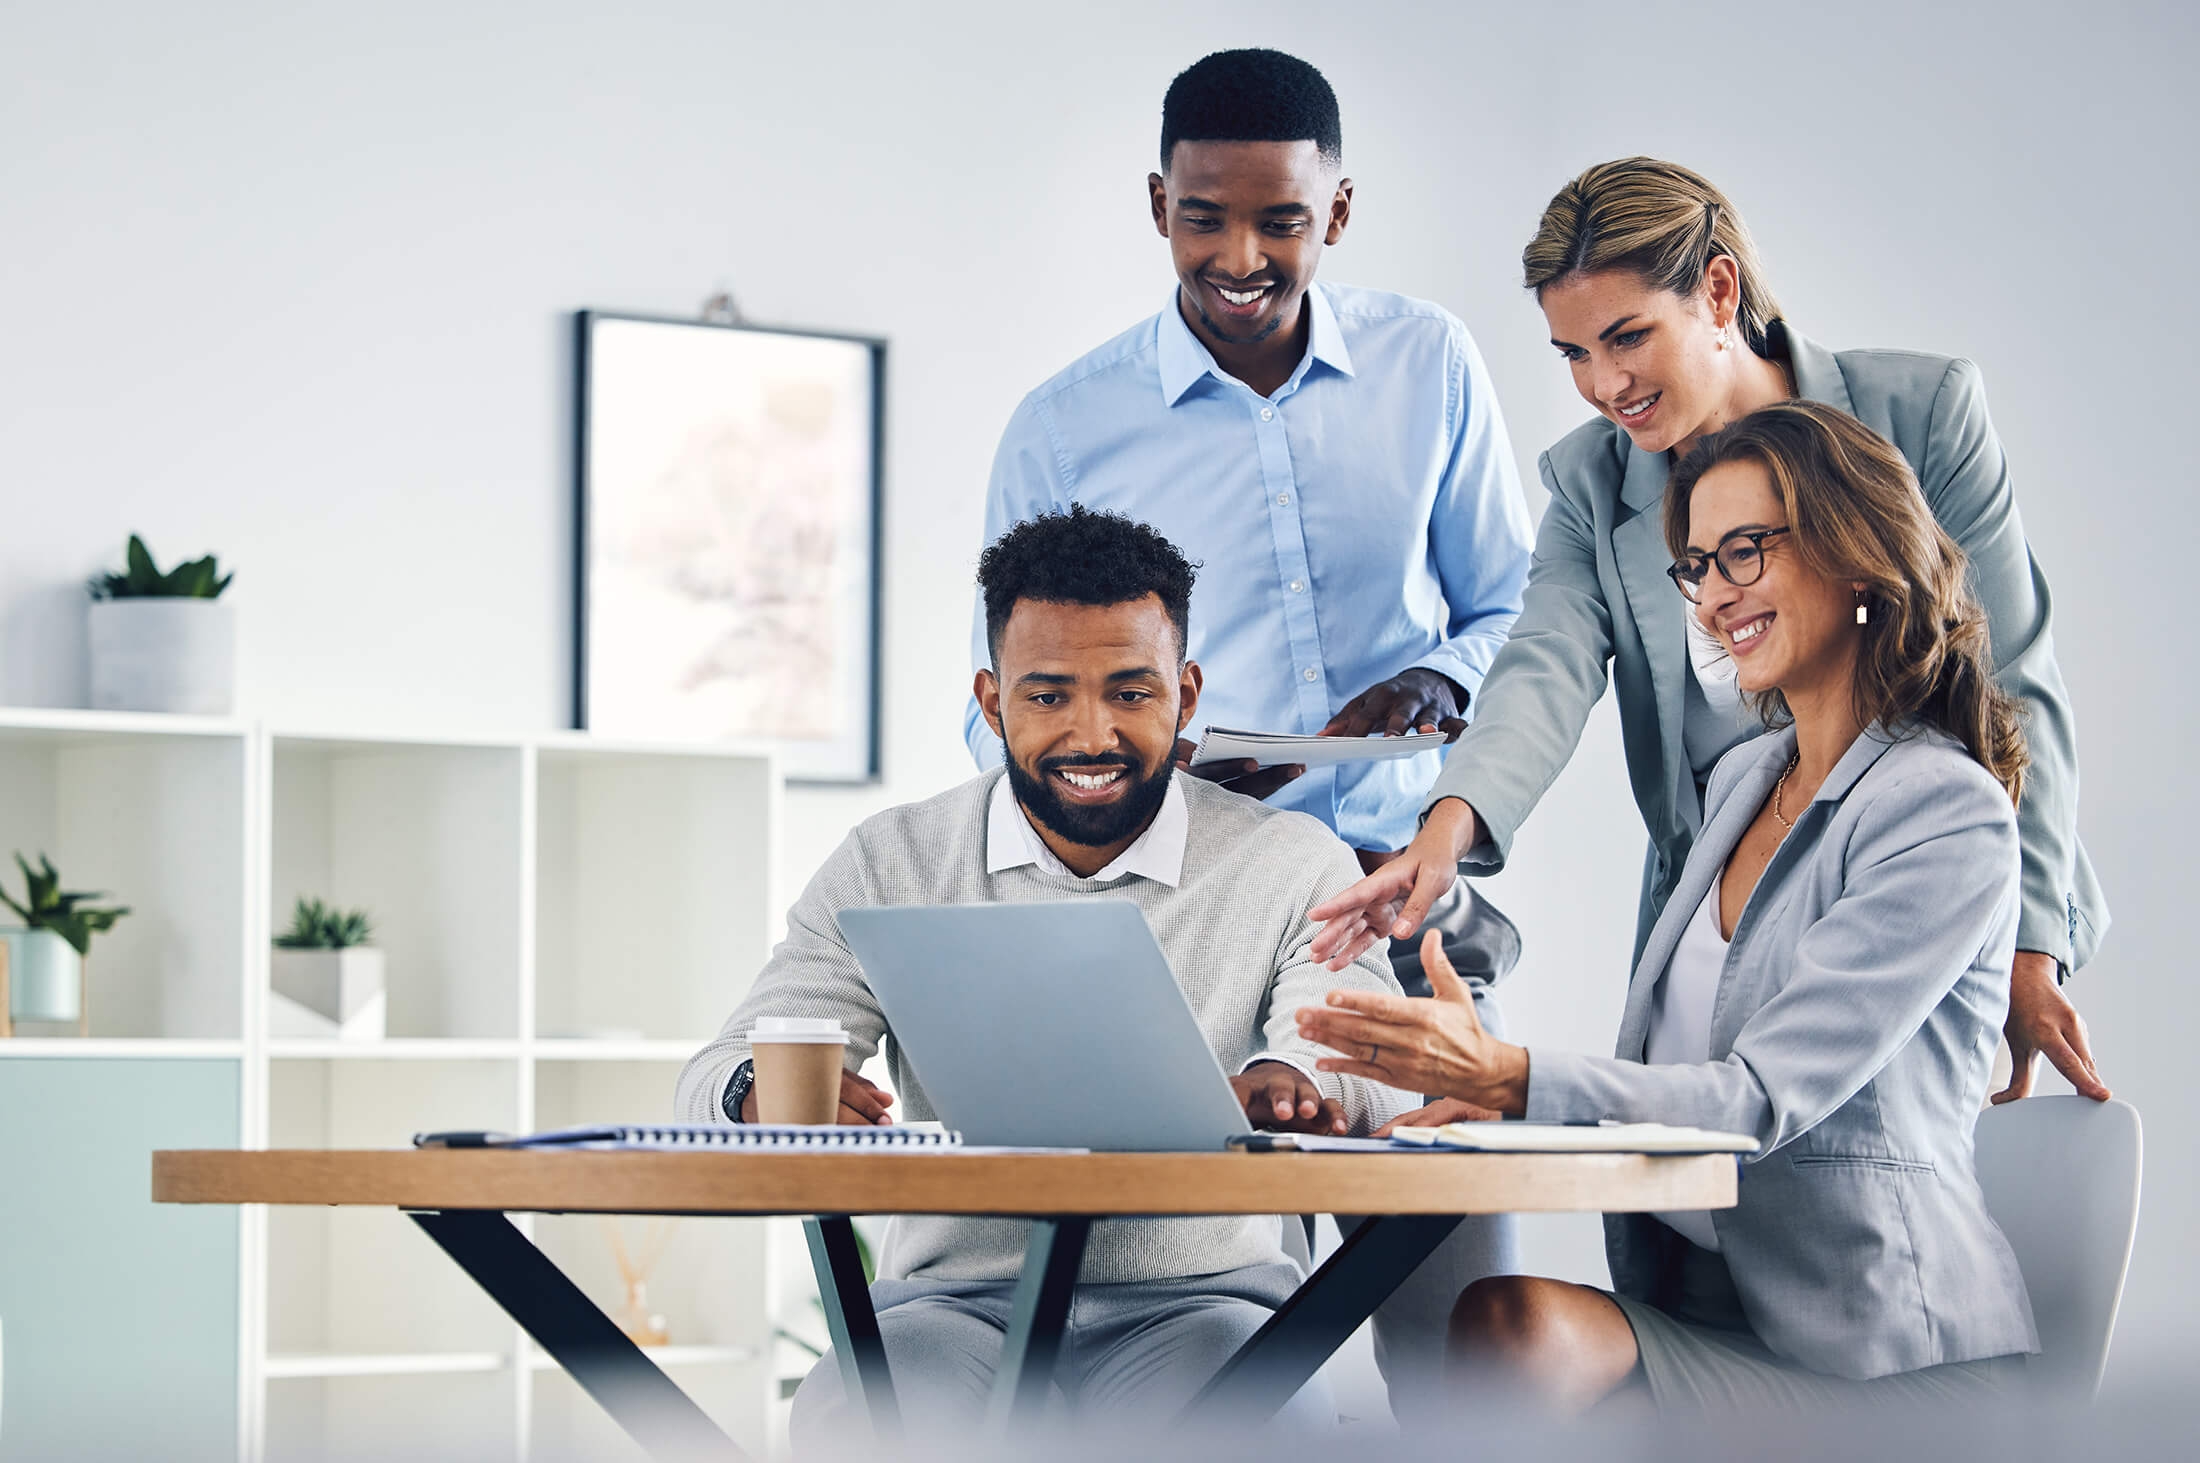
153, 1147, 1737, 1217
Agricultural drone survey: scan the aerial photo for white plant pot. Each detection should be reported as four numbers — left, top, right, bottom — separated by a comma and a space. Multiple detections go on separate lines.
270, 947, 386, 1040
87, 598, 236, 714
2, 927, 83, 1025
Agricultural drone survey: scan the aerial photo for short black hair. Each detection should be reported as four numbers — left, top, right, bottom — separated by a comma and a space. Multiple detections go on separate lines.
1160, 49, 1341, 171
977, 505, 1198, 668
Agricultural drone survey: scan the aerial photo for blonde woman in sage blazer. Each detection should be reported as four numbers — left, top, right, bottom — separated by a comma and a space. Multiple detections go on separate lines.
1311, 157, 2108, 1107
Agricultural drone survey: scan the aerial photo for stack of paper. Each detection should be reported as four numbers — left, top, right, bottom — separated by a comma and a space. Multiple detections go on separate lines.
1189, 726, 1449, 770
1390, 1122, 1759, 1154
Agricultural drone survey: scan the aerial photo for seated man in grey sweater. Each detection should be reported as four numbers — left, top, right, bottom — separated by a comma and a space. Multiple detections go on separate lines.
675, 505, 1409, 1439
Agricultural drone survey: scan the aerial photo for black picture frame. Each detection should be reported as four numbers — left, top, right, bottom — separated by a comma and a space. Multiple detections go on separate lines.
573, 310, 885, 783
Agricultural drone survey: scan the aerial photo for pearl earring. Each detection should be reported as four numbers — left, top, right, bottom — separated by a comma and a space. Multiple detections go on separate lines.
1714, 327, 1729, 351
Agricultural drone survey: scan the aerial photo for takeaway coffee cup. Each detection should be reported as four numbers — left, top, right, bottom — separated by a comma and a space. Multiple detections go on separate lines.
748, 1016, 850, 1125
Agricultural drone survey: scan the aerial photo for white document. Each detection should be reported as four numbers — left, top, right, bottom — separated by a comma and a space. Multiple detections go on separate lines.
1190, 726, 1449, 770
1390, 1122, 1760, 1155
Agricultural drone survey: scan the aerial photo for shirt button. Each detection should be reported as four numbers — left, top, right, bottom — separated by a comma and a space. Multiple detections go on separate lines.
1260, 407, 1275, 422
1276, 493, 1290, 506
1302, 668, 1319, 683
1289, 579, 1305, 593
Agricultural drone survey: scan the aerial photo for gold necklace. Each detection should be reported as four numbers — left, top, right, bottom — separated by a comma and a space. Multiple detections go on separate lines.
1771, 754, 1801, 830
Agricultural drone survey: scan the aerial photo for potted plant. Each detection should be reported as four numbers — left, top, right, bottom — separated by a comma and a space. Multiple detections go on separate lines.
85, 533, 237, 714
269, 896, 385, 1040
0, 853, 129, 1038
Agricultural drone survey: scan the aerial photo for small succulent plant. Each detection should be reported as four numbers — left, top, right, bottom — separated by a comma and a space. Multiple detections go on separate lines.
87, 534, 234, 600
1, 853, 130, 956
274, 896, 375, 950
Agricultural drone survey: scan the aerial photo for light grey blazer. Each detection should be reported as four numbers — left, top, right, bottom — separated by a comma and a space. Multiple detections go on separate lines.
1526, 723, 2038, 1379
1428, 322, 2106, 970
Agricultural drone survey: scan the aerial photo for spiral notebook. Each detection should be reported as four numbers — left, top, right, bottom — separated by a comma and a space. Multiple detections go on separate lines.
412, 1122, 963, 1151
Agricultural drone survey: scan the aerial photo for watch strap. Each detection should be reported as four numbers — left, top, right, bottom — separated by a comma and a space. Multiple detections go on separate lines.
722, 1059, 755, 1123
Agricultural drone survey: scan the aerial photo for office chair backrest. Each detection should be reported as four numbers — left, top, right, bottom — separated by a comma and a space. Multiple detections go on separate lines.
1972, 1095, 2143, 1397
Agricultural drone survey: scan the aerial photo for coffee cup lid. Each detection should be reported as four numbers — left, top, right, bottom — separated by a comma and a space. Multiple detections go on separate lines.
750, 1016, 849, 1044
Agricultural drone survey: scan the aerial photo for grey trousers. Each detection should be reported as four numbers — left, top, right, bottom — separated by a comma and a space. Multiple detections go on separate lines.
1360, 880, 1522, 1425
790, 1260, 1334, 1446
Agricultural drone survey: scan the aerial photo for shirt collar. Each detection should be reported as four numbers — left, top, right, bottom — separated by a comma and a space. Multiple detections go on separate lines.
984, 771, 1188, 887
1155, 281, 1355, 407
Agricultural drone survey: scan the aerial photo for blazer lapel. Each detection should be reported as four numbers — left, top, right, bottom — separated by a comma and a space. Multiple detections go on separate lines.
1614, 730, 1796, 1060
1773, 321, 1856, 415
1610, 441, 1694, 837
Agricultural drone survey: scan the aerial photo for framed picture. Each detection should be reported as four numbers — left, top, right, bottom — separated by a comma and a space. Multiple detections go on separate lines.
574, 311, 884, 783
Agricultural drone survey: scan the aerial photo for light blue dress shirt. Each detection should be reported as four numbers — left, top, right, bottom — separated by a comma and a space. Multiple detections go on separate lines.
966, 282, 1533, 850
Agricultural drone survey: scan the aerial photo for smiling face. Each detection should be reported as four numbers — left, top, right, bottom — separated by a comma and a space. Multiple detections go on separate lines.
975, 594, 1200, 865
1685, 459, 1858, 705
1148, 139, 1350, 352
1540, 262, 1744, 456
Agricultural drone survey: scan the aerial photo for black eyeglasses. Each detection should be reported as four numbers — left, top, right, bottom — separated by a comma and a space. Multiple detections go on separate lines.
1668, 527, 1791, 602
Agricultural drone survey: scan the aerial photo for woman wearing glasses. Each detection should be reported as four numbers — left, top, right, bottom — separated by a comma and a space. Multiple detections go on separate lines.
1298, 402, 2036, 1406
1311, 158, 2107, 1106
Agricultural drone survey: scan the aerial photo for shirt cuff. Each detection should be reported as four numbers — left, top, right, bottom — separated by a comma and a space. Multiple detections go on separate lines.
1520, 1047, 1602, 1123
1409, 652, 1479, 707
1240, 1052, 1325, 1089
2015, 904, 2075, 973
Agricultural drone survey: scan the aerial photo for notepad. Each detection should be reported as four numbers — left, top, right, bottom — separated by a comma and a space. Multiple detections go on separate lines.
1190, 726, 1449, 770
1228, 1134, 1427, 1153
1389, 1122, 1759, 1155
412, 1123, 963, 1151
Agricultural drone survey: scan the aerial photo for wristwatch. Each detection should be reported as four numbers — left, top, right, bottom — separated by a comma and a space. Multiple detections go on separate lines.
722, 1060, 756, 1123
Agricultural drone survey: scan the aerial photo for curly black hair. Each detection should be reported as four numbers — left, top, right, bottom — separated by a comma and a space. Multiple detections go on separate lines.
977, 505, 1199, 668
1160, 48, 1341, 171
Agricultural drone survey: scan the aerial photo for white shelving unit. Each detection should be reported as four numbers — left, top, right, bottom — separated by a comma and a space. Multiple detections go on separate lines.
0, 711, 790, 1461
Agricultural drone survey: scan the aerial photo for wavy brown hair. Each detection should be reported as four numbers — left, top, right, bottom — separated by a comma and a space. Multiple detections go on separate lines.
1666, 401, 2027, 804
1523, 157, 1783, 359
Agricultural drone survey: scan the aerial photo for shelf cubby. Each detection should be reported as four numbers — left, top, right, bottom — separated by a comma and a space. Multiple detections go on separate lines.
528, 1058, 777, 1449
265, 1057, 522, 1361
0, 715, 248, 1038
264, 1370, 519, 1460
533, 741, 777, 1044
268, 734, 525, 1040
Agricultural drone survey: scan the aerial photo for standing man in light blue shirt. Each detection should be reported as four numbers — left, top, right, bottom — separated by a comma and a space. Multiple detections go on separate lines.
962, 48, 1536, 1419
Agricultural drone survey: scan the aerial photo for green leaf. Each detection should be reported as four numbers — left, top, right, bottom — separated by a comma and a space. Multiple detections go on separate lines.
4, 851, 125, 952
275, 894, 373, 948
126, 534, 158, 584
174, 556, 219, 597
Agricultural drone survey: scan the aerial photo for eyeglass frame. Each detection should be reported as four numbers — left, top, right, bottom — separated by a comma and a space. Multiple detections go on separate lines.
1667, 526, 1792, 602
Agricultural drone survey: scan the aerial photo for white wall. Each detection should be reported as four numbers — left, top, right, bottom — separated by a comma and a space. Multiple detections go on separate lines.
4, 0, 2192, 1378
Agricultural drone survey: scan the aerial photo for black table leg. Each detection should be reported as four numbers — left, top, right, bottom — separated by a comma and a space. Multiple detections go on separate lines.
985, 1216, 1091, 1430
1180, 1212, 1464, 1423
408, 1210, 740, 1462
803, 1217, 901, 1438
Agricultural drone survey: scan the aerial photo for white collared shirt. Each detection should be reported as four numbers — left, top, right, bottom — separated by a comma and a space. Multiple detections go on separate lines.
1644, 873, 1729, 1252
985, 771, 1187, 888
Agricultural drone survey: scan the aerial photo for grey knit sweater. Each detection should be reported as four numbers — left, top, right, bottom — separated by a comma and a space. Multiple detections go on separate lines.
674, 770, 1410, 1284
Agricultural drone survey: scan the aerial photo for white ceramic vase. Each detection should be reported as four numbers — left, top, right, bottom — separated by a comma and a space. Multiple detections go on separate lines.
270, 947, 386, 1040
87, 598, 236, 714
2, 927, 83, 1025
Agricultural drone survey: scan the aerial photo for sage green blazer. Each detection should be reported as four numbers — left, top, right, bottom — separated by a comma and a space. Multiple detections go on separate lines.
1429, 323, 2106, 969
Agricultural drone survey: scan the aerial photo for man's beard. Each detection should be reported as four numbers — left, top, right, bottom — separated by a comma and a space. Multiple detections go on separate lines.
1001, 745, 1175, 853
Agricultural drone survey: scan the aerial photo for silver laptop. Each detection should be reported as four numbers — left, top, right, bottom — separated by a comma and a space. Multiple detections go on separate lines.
835, 901, 1254, 1151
